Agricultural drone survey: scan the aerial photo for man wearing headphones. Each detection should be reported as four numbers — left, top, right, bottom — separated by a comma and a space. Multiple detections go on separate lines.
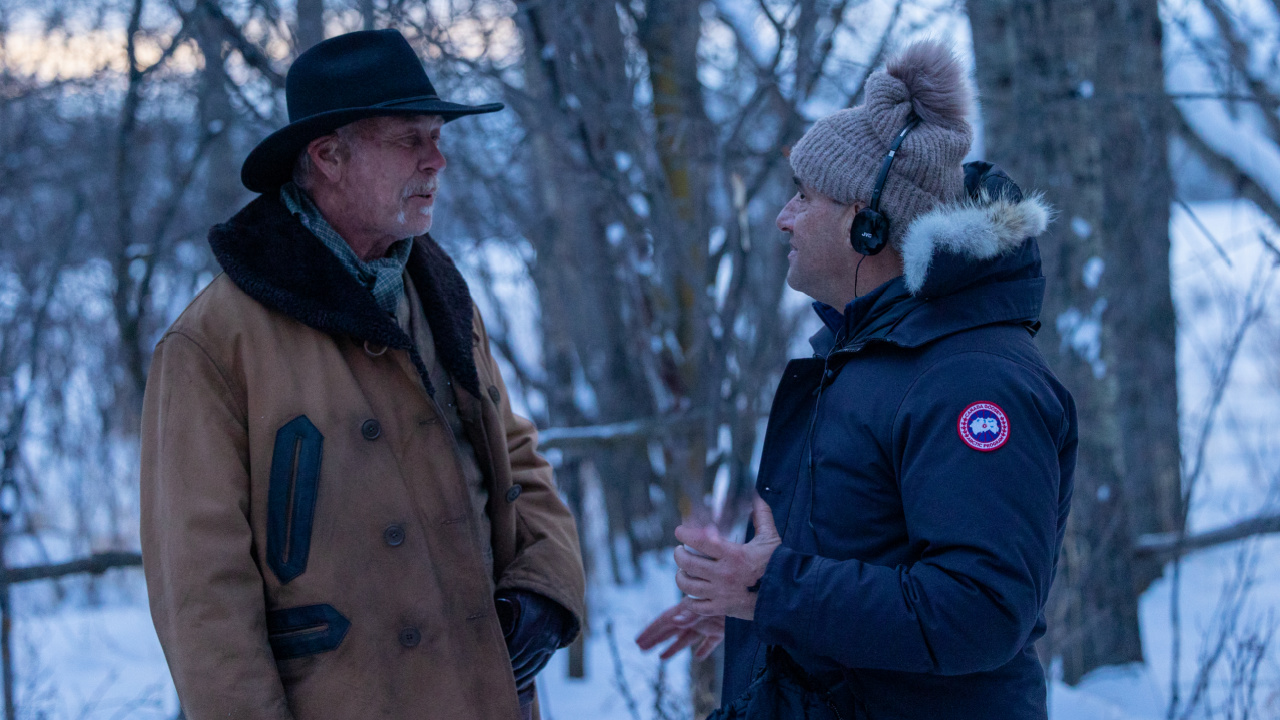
638, 41, 1078, 719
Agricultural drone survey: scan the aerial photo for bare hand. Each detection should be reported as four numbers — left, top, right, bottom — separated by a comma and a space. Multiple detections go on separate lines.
673, 496, 781, 621
635, 599, 726, 660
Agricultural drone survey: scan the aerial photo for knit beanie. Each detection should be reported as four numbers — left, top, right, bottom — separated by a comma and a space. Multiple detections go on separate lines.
788, 40, 974, 248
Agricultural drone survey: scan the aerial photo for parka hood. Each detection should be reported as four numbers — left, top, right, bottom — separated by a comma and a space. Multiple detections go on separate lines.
815, 192, 1053, 355
900, 193, 1052, 297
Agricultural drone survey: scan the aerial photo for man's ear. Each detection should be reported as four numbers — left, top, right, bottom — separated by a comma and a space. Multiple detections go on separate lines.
843, 200, 866, 234
307, 134, 346, 184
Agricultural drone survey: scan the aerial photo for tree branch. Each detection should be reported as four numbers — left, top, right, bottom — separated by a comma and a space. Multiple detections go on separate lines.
538, 412, 707, 449
195, 0, 286, 88
1201, 0, 1280, 142
1172, 106, 1280, 230
0, 552, 142, 585
1136, 514, 1280, 562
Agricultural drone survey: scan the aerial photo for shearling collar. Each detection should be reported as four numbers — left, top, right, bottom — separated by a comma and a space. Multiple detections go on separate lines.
207, 193, 481, 399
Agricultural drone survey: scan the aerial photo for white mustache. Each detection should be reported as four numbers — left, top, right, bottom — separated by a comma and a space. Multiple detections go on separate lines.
402, 181, 438, 200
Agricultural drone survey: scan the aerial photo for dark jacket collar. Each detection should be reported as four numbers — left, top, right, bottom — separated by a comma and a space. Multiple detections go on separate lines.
208, 193, 481, 398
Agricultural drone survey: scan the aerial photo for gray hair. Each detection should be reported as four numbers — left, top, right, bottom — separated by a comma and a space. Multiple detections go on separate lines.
291, 123, 362, 190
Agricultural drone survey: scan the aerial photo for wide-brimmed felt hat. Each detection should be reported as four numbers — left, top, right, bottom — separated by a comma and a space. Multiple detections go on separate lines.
241, 29, 503, 193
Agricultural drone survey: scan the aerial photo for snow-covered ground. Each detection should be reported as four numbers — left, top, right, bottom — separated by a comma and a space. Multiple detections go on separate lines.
11, 200, 1280, 718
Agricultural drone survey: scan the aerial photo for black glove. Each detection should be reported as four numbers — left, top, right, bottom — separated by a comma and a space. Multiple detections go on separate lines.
495, 590, 573, 698
963, 160, 1023, 203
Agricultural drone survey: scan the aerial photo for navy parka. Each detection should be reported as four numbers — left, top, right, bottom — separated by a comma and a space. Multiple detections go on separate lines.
722, 189, 1077, 719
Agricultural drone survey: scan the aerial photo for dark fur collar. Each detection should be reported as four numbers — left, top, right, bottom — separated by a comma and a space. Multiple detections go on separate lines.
208, 193, 481, 398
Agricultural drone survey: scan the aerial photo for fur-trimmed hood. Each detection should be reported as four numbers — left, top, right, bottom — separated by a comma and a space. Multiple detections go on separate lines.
816, 191, 1052, 355
900, 193, 1052, 297
207, 193, 481, 398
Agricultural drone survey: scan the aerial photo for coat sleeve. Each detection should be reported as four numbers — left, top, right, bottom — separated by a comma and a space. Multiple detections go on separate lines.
752, 352, 1068, 675
473, 310, 586, 643
140, 331, 294, 719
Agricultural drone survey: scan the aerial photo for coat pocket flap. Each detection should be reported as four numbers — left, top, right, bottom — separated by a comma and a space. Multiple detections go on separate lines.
267, 415, 324, 584
266, 603, 350, 660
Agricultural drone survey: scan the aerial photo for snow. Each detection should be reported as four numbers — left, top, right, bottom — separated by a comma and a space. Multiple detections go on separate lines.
1055, 300, 1109, 379
1082, 257, 1104, 290
539, 554, 691, 720
8, 200, 1280, 717
7, 579, 176, 718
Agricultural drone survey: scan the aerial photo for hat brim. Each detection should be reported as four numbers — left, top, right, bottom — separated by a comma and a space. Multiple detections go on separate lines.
240, 98, 504, 194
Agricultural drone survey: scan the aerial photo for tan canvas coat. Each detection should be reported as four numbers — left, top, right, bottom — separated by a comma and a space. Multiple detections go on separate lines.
140, 194, 585, 720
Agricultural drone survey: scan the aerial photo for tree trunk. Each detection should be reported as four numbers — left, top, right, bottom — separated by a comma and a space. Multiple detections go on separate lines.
513, 0, 669, 582
636, 3, 721, 714
295, 0, 324, 52
968, 0, 1180, 684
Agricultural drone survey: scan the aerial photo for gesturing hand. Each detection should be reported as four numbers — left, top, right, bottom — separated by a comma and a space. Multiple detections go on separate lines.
635, 598, 726, 660
672, 496, 781, 621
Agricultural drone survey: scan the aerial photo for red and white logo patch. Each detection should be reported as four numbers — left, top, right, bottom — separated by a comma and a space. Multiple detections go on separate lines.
958, 402, 1010, 452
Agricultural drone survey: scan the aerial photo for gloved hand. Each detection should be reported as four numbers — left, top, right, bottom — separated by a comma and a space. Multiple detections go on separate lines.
494, 590, 573, 703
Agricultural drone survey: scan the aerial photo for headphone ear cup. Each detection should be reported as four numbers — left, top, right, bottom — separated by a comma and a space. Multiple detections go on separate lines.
849, 209, 889, 256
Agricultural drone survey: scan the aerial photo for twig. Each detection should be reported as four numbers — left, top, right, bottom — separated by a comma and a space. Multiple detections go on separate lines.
1174, 547, 1259, 720
604, 620, 642, 720
652, 657, 670, 720
1167, 91, 1278, 106
1257, 231, 1280, 264
1175, 196, 1233, 267
1181, 268, 1272, 513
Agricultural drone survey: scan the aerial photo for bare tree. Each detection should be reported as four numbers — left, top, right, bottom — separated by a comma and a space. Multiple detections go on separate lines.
969, 0, 1182, 683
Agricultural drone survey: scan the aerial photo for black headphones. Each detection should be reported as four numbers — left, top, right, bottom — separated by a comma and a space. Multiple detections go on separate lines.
849, 116, 920, 256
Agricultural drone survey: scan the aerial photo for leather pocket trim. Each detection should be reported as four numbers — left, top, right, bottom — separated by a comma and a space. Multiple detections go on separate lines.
266, 603, 350, 659
267, 415, 324, 584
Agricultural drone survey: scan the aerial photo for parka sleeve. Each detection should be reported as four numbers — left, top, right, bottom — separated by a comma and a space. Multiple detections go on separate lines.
752, 351, 1071, 675
474, 310, 586, 642
140, 331, 293, 719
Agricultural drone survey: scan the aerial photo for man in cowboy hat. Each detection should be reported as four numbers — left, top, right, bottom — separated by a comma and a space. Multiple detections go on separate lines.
140, 29, 585, 720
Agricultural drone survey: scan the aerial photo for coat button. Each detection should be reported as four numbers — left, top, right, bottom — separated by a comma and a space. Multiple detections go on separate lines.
361, 419, 382, 440
399, 627, 421, 647
488, 385, 501, 403
383, 524, 405, 547
505, 485, 522, 503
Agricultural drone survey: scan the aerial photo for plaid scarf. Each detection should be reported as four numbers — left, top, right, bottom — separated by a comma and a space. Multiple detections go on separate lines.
280, 182, 413, 317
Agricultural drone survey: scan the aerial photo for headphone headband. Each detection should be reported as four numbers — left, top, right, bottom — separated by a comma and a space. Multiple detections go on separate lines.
848, 115, 919, 257
868, 116, 919, 213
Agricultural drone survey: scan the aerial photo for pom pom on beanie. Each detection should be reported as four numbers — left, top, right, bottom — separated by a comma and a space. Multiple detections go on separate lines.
788, 39, 974, 247
886, 40, 972, 127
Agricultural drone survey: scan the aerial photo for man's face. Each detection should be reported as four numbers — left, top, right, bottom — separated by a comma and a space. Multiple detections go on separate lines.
776, 178, 860, 306
333, 114, 446, 242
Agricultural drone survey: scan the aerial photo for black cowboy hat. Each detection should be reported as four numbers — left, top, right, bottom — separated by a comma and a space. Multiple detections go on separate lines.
241, 29, 503, 193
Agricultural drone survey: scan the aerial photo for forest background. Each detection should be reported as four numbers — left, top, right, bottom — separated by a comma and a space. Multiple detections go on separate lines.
3, 0, 1280, 717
